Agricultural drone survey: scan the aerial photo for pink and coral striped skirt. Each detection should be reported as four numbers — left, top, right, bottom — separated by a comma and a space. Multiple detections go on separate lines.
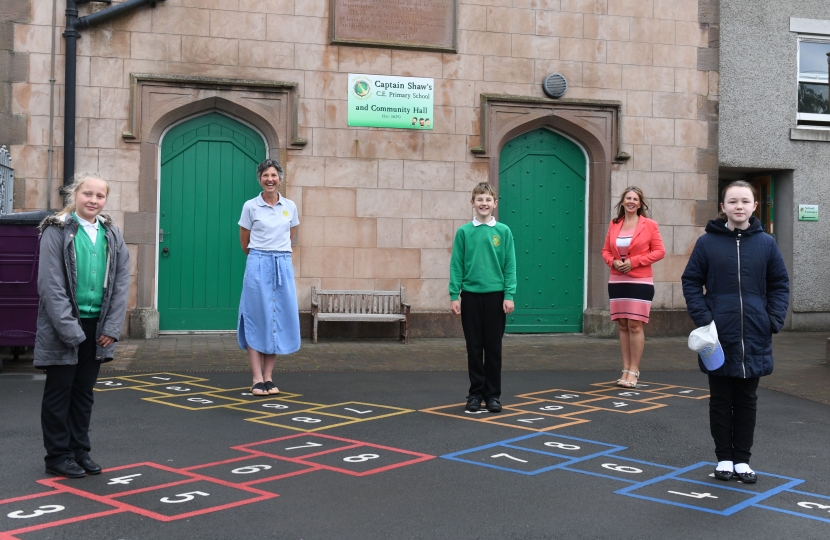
608, 273, 655, 323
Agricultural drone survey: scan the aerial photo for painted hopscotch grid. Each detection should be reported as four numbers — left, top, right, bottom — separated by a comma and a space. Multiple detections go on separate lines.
93, 373, 413, 432
420, 380, 706, 433
0, 434, 435, 539
442, 432, 827, 524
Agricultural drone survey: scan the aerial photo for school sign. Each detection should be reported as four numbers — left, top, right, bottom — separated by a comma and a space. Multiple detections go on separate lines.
347, 74, 434, 130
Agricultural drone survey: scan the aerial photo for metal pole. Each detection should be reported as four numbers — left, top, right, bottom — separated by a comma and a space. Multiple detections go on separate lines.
61, 0, 80, 198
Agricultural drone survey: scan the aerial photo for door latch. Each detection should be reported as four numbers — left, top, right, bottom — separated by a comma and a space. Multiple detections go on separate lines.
159, 229, 164, 243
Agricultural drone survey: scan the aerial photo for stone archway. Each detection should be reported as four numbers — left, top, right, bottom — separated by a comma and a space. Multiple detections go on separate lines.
475, 95, 626, 334
124, 75, 305, 337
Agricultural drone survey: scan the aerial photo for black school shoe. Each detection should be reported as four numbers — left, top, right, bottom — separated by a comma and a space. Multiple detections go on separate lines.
46, 459, 86, 478
713, 468, 733, 481
465, 397, 482, 412
78, 457, 102, 475
486, 398, 502, 413
733, 471, 757, 484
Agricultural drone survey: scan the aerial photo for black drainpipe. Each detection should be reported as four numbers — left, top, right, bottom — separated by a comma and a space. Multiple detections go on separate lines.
63, 0, 164, 191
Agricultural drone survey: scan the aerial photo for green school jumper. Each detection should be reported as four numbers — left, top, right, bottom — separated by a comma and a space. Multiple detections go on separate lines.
449, 221, 517, 301
73, 214, 107, 318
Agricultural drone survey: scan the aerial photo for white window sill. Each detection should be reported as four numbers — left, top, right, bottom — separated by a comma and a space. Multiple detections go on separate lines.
791, 127, 830, 141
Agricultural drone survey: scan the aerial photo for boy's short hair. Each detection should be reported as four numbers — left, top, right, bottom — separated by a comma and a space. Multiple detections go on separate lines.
471, 182, 497, 200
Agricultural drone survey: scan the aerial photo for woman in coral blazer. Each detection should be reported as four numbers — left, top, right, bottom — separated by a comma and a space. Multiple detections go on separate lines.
601, 187, 665, 388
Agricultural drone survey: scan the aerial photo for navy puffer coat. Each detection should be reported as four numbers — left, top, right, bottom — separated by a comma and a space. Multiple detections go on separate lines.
681, 217, 789, 378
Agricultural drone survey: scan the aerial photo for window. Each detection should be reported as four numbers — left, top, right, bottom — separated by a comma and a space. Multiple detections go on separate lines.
797, 38, 830, 126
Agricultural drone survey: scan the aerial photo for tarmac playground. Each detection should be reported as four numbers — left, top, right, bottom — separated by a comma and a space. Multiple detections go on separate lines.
2, 358, 830, 539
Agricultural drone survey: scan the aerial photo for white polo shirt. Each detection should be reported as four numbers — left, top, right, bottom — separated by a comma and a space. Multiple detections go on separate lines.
238, 193, 299, 252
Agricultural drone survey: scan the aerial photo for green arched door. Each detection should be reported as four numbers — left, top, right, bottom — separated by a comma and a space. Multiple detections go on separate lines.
158, 113, 266, 330
499, 128, 586, 333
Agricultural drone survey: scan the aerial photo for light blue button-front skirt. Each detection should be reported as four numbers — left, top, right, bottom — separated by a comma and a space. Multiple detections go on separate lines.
237, 250, 301, 355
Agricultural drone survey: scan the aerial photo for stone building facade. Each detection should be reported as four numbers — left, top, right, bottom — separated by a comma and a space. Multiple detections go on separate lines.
4, 0, 723, 338
720, 0, 830, 331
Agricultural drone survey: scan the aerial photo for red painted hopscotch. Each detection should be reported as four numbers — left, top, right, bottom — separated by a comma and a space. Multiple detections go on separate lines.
0, 434, 434, 539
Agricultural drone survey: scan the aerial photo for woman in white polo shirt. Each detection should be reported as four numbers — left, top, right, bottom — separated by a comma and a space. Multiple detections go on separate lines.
238, 159, 301, 396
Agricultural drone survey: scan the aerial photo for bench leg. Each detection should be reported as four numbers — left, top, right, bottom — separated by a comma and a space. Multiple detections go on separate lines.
313, 316, 318, 344
400, 319, 409, 344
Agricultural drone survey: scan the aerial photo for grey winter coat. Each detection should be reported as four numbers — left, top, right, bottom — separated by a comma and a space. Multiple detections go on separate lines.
34, 213, 131, 367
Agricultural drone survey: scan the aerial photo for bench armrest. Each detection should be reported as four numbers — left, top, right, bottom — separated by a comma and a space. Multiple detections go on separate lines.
401, 302, 411, 314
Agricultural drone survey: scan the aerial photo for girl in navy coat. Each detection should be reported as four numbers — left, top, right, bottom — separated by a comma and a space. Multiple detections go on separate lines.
682, 180, 789, 484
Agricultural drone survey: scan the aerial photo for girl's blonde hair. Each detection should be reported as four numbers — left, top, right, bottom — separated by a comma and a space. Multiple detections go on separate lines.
612, 186, 650, 223
56, 172, 110, 217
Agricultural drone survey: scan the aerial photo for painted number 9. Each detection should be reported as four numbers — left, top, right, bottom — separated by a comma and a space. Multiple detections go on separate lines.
602, 463, 643, 474
343, 454, 379, 463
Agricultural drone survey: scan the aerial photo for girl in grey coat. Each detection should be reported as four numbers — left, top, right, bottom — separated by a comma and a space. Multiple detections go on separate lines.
36, 172, 130, 478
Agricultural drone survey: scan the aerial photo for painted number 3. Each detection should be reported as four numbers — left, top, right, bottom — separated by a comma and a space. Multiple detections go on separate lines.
7, 505, 65, 519
343, 454, 379, 463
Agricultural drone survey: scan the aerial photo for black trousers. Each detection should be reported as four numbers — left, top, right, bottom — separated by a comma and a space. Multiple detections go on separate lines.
41, 317, 101, 467
708, 374, 760, 464
460, 291, 505, 401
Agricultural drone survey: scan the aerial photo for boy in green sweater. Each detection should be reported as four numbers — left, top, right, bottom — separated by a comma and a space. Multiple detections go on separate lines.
449, 183, 517, 412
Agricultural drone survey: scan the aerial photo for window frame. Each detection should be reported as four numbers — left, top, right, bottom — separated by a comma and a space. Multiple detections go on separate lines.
796, 35, 830, 126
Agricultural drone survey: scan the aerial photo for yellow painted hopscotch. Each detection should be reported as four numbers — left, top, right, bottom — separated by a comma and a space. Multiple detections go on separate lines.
419, 380, 709, 433
95, 373, 412, 432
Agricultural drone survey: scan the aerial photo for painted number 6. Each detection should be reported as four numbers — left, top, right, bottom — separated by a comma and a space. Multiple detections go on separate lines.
602, 463, 643, 474
232, 464, 273, 474
160, 491, 209, 504
7, 505, 65, 519
343, 454, 379, 463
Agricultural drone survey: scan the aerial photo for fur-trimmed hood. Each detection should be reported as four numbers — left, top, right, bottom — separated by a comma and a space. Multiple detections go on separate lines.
38, 212, 114, 231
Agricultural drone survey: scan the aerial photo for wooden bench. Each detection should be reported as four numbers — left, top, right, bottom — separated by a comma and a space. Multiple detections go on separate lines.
311, 287, 411, 344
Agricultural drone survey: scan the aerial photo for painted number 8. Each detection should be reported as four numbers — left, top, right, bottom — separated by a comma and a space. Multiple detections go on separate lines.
343, 454, 380, 463
544, 442, 580, 450
292, 417, 322, 423
602, 463, 643, 474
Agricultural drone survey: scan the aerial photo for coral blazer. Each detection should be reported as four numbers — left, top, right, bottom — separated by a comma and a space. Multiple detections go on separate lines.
601, 215, 665, 278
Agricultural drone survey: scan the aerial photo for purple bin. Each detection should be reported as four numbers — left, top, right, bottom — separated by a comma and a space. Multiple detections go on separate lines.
0, 210, 52, 367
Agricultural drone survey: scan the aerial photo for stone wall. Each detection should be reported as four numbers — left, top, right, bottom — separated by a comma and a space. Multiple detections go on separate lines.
1, 0, 30, 209
11, 0, 720, 333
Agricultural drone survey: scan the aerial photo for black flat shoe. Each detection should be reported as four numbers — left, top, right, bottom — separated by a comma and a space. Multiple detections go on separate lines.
46, 459, 86, 478
733, 471, 757, 484
713, 468, 733, 481
78, 458, 102, 475
486, 398, 502, 413
465, 397, 482, 412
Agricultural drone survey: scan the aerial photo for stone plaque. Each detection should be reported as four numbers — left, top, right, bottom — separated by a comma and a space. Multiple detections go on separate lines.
330, 0, 457, 52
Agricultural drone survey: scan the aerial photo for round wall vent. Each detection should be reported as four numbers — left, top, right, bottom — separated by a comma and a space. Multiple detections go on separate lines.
542, 73, 568, 98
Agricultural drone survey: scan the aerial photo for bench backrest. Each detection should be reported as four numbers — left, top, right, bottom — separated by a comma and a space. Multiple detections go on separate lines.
312, 287, 405, 315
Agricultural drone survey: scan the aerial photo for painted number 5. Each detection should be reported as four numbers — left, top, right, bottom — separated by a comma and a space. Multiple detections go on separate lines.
160, 491, 209, 504
7, 505, 65, 519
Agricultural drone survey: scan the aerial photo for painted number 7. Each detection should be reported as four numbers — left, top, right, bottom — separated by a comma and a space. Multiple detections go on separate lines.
160, 491, 209, 504
491, 453, 528, 463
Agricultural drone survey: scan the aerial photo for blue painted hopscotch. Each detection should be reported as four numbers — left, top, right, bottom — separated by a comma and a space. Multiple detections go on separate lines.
443, 433, 830, 523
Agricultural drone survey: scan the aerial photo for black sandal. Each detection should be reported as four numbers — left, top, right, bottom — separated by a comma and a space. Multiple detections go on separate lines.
264, 381, 280, 395
251, 382, 268, 396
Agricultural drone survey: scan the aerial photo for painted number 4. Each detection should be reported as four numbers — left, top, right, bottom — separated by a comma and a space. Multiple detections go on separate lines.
160, 491, 209, 504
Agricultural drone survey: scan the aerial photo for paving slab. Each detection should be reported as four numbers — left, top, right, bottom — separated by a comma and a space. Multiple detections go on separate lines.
1, 369, 829, 539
